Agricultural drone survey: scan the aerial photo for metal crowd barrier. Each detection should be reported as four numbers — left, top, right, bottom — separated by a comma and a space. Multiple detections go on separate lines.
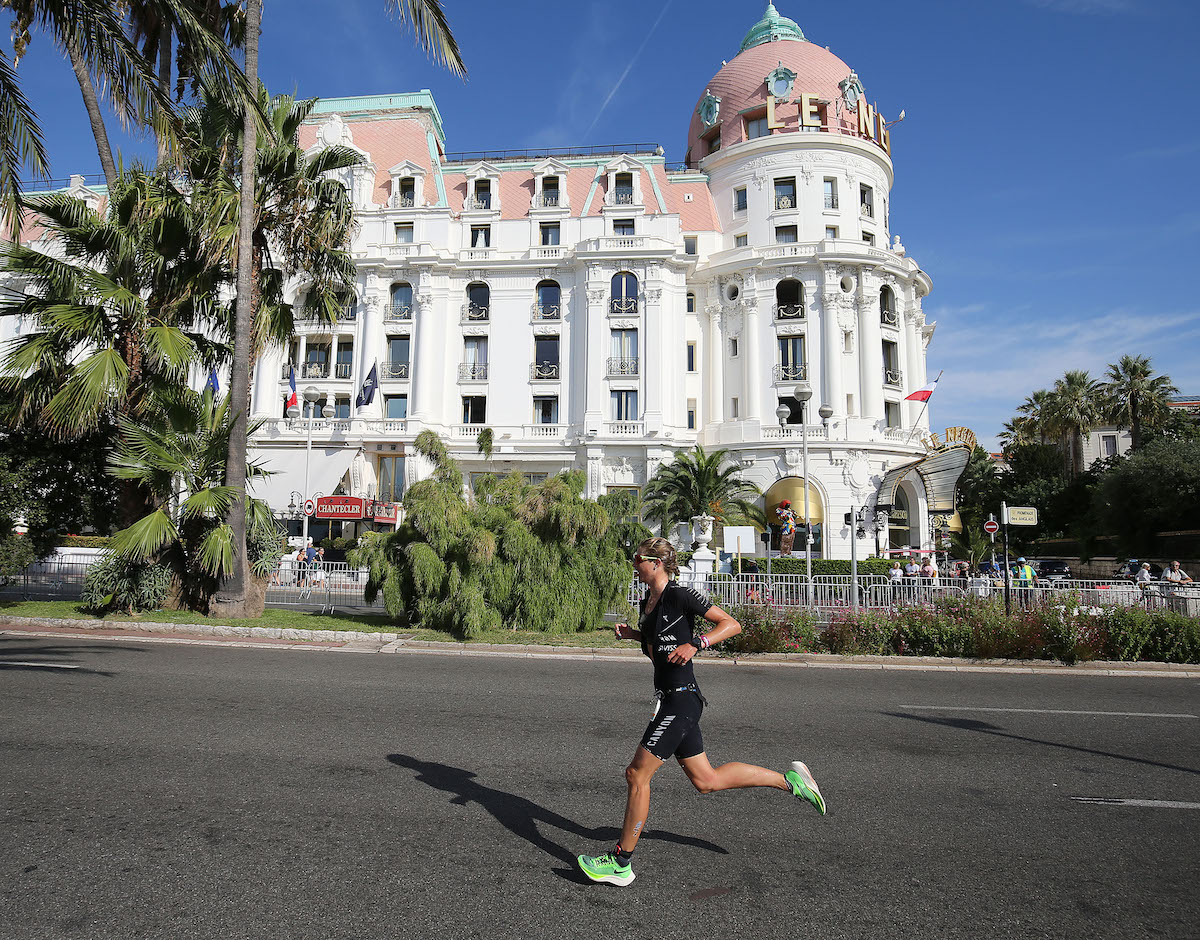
0, 558, 92, 601
265, 560, 387, 613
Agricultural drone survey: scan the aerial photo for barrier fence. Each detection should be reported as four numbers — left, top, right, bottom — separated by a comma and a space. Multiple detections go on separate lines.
4, 557, 1198, 620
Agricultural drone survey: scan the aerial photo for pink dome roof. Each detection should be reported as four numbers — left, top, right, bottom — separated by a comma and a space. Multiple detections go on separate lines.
685, 40, 863, 162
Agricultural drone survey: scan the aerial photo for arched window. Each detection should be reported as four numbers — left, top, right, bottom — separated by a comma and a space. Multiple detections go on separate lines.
389, 282, 413, 321
775, 279, 804, 320
879, 285, 898, 326
466, 282, 490, 321
611, 272, 638, 314
535, 280, 561, 320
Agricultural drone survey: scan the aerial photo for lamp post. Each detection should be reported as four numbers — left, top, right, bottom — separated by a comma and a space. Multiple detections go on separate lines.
775, 383, 816, 608
288, 386, 334, 548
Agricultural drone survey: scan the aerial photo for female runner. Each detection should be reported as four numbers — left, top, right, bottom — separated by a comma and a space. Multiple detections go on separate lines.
577, 537, 826, 886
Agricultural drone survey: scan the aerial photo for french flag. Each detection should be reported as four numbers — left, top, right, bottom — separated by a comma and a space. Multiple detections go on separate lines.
286, 366, 298, 410
904, 379, 938, 402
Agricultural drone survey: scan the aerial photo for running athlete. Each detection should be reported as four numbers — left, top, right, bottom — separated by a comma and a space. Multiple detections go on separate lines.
577, 537, 826, 887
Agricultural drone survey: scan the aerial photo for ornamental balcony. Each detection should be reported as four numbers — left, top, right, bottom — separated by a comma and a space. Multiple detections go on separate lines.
385, 304, 413, 322
463, 194, 494, 211
297, 304, 357, 323
531, 303, 560, 321
773, 363, 808, 382
884, 368, 904, 387
300, 362, 330, 379
530, 363, 560, 381
461, 303, 489, 323
609, 297, 638, 316
774, 303, 805, 321
524, 423, 566, 439
860, 202, 874, 218
382, 360, 410, 380
604, 420, 644, 436
334, 363, 352, 379
459, 363, 489, 382
609, 187, 635, 205
607, 357, 639, 377
824, 193, 838, 210
533, 192, 560, 208
774, 194, 796, 210
880, 308, 899, 327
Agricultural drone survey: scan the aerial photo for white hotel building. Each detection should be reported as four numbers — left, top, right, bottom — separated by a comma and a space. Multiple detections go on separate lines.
246, 4, 950, 556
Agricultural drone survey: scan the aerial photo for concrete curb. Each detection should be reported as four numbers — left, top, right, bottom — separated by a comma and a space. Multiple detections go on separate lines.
3, 615, 1199, 678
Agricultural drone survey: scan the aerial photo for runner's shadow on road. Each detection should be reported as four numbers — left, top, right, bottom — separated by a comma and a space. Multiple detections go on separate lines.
387, 753, 727, 883
885, 712, 1200, 776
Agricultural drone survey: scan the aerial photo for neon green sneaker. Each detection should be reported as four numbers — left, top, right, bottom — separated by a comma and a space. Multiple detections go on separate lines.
577, 852, 635, 886
786, 760, 827, 815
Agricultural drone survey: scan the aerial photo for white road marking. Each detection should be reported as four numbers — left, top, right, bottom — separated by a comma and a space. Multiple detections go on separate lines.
1, 661, 81, 669
1071, 797, 1200, 810
900, 705, 1197, 719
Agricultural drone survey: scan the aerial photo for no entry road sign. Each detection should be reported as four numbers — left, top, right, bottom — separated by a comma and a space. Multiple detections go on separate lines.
984, 520, 999, 535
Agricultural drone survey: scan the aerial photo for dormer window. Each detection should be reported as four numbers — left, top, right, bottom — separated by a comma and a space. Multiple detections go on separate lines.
532, 160, 571, 211
542, 176, 560, 207
472, 179, 491, 210
614, 172, 634, 205
398, 177, 416, 207
387, 161, 426, 209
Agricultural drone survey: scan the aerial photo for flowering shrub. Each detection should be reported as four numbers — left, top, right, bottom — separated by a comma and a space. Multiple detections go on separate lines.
724, 604, 820, 654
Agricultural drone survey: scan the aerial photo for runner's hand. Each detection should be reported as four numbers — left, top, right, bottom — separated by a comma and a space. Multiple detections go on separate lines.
614, 622, 633, 640
668, 643, 699, 664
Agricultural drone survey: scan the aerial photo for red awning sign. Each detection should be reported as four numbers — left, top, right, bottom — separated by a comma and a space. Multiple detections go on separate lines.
314, 496, 367, 520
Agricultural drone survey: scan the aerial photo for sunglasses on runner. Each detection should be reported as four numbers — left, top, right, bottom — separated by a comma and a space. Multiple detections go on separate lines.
632, 554, 658, 565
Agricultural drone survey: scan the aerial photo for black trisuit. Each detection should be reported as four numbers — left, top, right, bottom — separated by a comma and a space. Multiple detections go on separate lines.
637, 581, 712, 761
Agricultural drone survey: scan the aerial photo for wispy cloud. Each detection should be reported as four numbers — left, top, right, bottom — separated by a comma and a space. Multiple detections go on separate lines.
1121, 140, 1200, 161
583, 0, 674, 140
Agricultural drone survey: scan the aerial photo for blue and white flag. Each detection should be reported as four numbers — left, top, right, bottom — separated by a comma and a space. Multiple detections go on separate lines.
356, 362, 378, 408
204, 369, 220, 395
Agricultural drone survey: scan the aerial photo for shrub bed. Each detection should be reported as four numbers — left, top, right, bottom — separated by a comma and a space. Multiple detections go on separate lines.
726, 593, 1200, 664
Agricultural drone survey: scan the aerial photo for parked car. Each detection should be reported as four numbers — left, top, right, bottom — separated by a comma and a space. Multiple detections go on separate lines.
1113, 560, 1163, 580
1034, 560, 1072, 583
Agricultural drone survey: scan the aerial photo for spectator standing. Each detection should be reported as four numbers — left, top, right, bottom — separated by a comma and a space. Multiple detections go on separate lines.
1162, 561, 1192, 587
919, 558, 937, 582
903, 557, 920, 579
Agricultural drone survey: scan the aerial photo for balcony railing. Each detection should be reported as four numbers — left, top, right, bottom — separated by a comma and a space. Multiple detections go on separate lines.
461, 303, 489, 323
611, 187, 635, 205
300, 362, 330, 379
860, 202, 874, 218
609, 297, 638, 316
524, 423, 565, 438
280, 364, 295, 380
385, 304, 412, 322
604, 420, 644, 436
884, 368, 904, 387
880, 308, 899, 327
532, 303, 560, 320
459, 363, 489, 381
774, 303, 805, 320
607, 357, 639, 377
382, 360, 410, 379
396, 194, 416, 208
534, 192, 560, 208
763, 424, 829, 441
363, 418, 408, 434
774, 194, 795, 210
298, 305, 356, 323
532, 246, 563, 260
773, 363, 808, 382
824, 193, 838, 210
334, 363, 352, 379
464, 194, 493, 210
530, 363, 560, 380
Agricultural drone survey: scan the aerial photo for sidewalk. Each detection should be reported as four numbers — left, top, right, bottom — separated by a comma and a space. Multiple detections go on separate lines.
3, 615, 1198, 678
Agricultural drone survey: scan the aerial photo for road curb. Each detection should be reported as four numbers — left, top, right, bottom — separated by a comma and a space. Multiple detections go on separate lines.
3, 616, 1199, 677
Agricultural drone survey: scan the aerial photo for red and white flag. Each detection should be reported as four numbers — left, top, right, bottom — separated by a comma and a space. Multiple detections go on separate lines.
904, 379, 938, 402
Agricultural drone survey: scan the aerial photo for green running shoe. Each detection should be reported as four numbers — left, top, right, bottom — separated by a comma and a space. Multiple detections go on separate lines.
577, 852, 635, 886
786, 760, 827, 815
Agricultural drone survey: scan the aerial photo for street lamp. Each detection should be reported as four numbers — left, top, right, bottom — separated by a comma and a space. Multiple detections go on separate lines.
793, 384, 814, 606
289, 386, 334, 547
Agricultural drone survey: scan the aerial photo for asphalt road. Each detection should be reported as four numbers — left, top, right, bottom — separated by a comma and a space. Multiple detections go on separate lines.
1, 635, 1198, 939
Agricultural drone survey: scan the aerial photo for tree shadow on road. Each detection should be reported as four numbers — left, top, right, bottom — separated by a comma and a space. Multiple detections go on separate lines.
0, 639, 127, 677
386, 753, 727, 882
884, 712, 1200, 776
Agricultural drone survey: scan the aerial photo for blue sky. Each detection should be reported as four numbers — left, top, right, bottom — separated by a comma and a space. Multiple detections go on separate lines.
14, 0, 1200, 447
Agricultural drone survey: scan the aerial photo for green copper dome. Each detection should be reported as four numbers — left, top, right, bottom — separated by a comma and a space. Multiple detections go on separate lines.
739, 3, 806, 52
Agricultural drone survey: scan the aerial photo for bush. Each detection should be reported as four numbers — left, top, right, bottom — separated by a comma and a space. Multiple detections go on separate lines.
59, 535, 112, 549
732, 557, 892, 578
0, 533, 35, 585
81, 552, 172, 614
724, 604, 820, 654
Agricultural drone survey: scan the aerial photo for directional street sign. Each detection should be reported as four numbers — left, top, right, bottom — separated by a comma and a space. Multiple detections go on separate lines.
304, 499, 315, 516
1004, 506, 1038, 526
983, 520, 999, 535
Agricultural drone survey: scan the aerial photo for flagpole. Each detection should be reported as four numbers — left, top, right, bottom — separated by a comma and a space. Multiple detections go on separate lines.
906, 370, 943, 444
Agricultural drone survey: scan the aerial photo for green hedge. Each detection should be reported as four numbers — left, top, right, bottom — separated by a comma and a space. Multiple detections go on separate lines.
59, 535, 112, 549
723, 593, 1200, 664
732, 557, 893, 578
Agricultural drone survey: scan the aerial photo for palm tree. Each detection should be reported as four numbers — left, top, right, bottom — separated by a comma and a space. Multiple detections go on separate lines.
217, 0, 465, 616
3, 0, 249, 215
642, 446, 762, 532
1046, 369, 1104, 477
105, 387, 278, 612
1017, 389, 1053, 444
1103, 354, 1177, 450
0, 172, 224, 435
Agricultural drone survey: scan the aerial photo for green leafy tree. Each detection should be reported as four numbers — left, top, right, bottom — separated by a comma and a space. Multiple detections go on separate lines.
1088, 438, 1200, 557
642, 446, 762, 534
1102, 354, 1177, 450
350, 430, 631, 638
